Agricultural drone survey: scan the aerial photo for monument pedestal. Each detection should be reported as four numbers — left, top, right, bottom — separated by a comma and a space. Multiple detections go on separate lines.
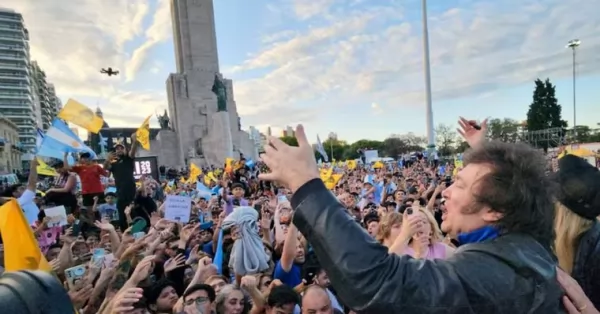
155, 129, 182, 168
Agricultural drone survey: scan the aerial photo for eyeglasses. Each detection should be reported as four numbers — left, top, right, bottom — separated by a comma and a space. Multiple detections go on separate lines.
184, 296, 210, 306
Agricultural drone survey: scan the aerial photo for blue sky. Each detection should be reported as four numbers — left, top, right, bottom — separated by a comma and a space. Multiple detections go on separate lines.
6, 0, 600, 143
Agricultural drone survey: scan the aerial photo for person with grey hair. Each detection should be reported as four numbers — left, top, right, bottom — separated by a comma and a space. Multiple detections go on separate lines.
215, 284, 249, 314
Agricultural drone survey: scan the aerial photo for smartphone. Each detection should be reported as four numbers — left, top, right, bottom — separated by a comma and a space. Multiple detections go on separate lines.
132, 231, 146, 240
102, 253, 115, 268
64, 265, 88, 290
277, 195, 288, 203
71, 219, 81, 237
92, 248, 106, 265
131, 218, 147, 233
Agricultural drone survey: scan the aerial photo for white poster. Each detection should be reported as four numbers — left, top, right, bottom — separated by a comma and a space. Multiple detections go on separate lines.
44, 205, 68, 227
364, 150, 379, 164
164, 195, 192, 223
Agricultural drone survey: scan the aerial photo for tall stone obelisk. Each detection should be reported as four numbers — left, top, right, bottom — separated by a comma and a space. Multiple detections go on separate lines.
166, 0, 235, 166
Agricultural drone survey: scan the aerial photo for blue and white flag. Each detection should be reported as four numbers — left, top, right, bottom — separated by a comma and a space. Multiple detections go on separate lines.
37, 118, 97, 160
316, 135, 328, 162
196, 182, 213, 200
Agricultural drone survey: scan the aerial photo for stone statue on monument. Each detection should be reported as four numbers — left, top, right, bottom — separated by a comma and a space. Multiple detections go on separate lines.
211, 74, 228, 112
157, 109, 170, 130
187, 147, 196, 158
195, 138, 204, 156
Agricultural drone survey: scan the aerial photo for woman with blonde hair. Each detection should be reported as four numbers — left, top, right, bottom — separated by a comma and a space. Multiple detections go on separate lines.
553, 155, 600, 310
215, 284, 250, 314
375, 212, 403, 248
388, 205, 454, 259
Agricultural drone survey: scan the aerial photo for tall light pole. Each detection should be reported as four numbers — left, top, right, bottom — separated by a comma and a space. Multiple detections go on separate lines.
422, 0, 435, 150
566, 39, 580, 138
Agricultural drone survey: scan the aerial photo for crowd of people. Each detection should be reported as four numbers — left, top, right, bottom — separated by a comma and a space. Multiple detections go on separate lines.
0, 117, 598, 314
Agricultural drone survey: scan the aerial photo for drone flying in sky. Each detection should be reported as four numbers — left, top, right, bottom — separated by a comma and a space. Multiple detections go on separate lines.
100, 67, 119, 76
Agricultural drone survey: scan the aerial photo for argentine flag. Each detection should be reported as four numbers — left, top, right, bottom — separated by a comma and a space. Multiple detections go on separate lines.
37, 118, 97, 160
316, 135, 328, 162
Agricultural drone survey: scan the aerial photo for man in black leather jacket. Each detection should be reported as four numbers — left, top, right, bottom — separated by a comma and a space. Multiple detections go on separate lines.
258, 124, 565, 314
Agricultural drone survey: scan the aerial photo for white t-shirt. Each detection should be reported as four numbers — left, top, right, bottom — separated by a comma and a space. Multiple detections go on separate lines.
18, 189, 40, 225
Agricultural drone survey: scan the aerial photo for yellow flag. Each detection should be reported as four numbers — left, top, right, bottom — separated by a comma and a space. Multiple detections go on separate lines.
36, 158, 58, 176
320, 167, 333, 182
58, 99, 104, 133
324, 173, 343, 190
136, 115, 152, 150
373, 161, 384, 169
0, 199, 52, 272
225, 158, 234, 173
346, 160, 357, 170
187, 164, 202, 183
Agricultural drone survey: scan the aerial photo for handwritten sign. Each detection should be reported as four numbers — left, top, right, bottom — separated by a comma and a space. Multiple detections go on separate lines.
164, 195, 192, 223
44, 205, 67, 227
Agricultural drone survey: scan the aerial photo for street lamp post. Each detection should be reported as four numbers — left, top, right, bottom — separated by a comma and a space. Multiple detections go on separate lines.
566, 39, 580, 138
422, 0, 435, 150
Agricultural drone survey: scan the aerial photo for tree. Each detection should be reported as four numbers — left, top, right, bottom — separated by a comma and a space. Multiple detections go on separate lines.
526, 79, 567, 147
381, 137, 409, 158
573, 125, 592, 143
321, 139, 347, 161
279, 136, 298, 146
455, 140, 470, 153
526, 79, 567, 149
435, 123, 456, 156
388, 133, 426, 152
487, 118, 520, 142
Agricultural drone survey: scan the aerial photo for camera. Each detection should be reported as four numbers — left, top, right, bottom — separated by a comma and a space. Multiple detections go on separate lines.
0, 270, 76, 313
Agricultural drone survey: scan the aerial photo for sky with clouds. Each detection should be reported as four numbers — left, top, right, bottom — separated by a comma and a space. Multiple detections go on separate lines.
3, 0, 600, 143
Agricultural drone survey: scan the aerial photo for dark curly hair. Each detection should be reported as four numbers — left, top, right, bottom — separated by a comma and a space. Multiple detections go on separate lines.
463, 141, 555, 249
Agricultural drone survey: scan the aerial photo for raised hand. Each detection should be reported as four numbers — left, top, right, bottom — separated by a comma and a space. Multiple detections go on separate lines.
49, 258, 61, 272
240, 275, 258, 290
258, 125, 320, 193
130, 255, 155, 284
112, 287, 144, 313
94, 220, 115, 231
457, 117, 488, 149
260, 209, 272, 230
68, 283, 93, 309
164, 254, 186, 273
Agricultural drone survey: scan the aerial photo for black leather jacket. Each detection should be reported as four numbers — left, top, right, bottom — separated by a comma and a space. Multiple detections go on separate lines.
291, 179, 565, 314
573, 220, 600, 309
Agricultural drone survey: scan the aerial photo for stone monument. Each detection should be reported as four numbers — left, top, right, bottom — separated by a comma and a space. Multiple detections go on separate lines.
164, 0, 257, 167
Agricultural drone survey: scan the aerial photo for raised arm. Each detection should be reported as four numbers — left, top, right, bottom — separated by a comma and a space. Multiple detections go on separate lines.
26, 158, 38, 192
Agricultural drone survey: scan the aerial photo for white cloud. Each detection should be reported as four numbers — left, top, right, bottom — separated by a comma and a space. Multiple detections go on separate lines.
3, 0, 173, 129
125, 0, 172, 81
292, 0, 337, 20
3, 0, 150, 93
371, 102, 383, 115
230, 0, 600, 124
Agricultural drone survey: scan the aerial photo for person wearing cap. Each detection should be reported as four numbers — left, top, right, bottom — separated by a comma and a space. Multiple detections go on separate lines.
63, 152, 108, 209
220, 181, 248, 215
105, 133, 138, 231
553, 154, 600, 310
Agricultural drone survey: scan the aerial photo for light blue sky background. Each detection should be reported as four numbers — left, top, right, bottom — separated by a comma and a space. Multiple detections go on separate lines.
6, 0, 600, 143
